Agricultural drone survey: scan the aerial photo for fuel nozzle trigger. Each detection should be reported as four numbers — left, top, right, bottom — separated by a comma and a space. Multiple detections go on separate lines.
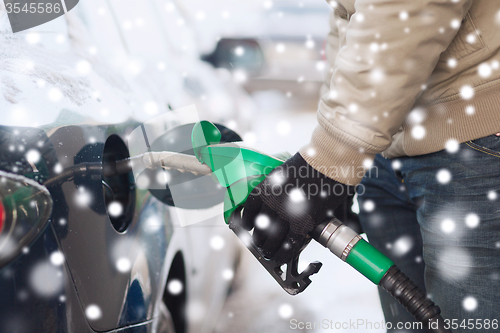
229, 206, 322, 295
192, 121, 322, 295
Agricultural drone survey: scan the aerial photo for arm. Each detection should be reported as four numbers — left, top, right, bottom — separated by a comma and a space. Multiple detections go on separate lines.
320, 8, 342, 97
301, 0, 474, 185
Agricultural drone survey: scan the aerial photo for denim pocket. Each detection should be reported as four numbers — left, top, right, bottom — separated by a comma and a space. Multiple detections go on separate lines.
466, 134, 500, 157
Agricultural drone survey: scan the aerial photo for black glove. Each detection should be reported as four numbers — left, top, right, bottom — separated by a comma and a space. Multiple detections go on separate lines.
334, 194, 362, 234
241, 153, 354, 264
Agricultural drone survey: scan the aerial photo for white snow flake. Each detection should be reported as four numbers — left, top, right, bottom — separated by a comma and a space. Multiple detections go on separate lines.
411, 125, 426, 140
108, 201, 123, 217
437, 248, 472, 281
465, 213, 480, 228
270, 170, 286, 186
144, 101, 159, 115
447, 58, 457, 68
487, 190, 497, 201
466, 34, 477, 44
136, 174, 150, 189
408, 108, 426, 125
478, 63, 492, 78
116, 257, 131, 272
278, 304, 294, 319
233, 70, 248, 83
369, 42, 379, 53
222, 269, 234, 280
144, 216, 162, 232
195, 11, 206, 20
305, 39, 315, 49
50, 251, 65, 266
24, 60, 34, 71
26, 150, 41, 164
460, 85, 474, 100
441, 218, 455, 233
363, 158, 373, 169
393, 236, 413, 257
316, 61, 326, 71
289, 189, 305, 203
370, 68, 385, 83
255, 214, 271, 229
450, 19, 461, 29
436, 169, 452, 184
29, 262, 63, 297
76, 60, 92, 76
445, 139, 459, 153
399, 11, 409, 21
392, 160, 402, 170
86, 304, 102, 321
48, 88, 63, 102
276, 121, 291, 136
156, 170, 170, 185
348, 103, 358, 113
463, 296, 478, 312
465, 105, 475, 115
167, 279, 183, 295
243, 131, 256, 144
55, 34, 66, 44
234, 46, 245, 56
76, 187, 92, 207
362, 200, 375, 212
263, 0, 273, 9
210, 236, 225, 250
26, 33, 40, 44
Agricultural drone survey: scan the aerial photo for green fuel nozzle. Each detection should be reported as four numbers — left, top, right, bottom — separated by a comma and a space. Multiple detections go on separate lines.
191, 120, 394, 285
191, 120, 451, 333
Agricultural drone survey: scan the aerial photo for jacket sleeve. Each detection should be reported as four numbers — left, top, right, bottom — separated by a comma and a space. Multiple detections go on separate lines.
300, 0, 474, 185
319, 9, 341, 97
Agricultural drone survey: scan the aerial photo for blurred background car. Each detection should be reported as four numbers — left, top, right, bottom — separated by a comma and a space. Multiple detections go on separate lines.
194, 0, 331, 109
0, 0, 253, 332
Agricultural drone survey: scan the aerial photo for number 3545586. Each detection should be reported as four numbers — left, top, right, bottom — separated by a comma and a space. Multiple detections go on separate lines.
5, 2, 61, 14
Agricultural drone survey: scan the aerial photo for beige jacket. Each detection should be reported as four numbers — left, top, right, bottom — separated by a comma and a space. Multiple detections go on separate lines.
300, 0, 500, 185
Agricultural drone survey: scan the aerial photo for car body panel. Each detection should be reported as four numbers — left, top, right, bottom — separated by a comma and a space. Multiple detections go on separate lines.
0, 0, 246, 331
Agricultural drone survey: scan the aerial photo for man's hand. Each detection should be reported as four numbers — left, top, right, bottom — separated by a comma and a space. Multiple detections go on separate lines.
240, 153, 354, 264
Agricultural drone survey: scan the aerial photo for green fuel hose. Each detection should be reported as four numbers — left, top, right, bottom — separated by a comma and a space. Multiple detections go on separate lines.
312, 220, 451, 333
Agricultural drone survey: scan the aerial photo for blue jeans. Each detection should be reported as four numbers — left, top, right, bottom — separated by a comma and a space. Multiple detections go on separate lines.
358, 134, 500, 333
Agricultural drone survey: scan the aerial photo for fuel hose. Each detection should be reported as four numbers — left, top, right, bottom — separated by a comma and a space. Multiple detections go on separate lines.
311, 219, 451, 333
